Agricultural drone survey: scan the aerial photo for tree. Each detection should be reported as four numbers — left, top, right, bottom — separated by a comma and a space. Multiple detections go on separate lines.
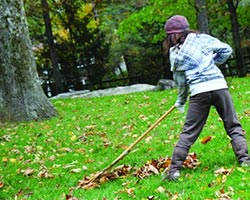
116, 0, 196, 83
195, 0, 209, 33
0, 0, 57, 122
41, 0, 65, 95
227, 0, 246, 77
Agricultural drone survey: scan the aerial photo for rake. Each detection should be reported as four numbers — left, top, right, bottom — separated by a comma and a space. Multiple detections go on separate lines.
87, 105, 176, 183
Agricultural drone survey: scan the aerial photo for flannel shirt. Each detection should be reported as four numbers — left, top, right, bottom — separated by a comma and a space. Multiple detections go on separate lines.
169, 33, 232, 107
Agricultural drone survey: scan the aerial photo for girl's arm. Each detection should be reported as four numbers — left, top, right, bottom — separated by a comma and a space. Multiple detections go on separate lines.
173, 71, 189, 113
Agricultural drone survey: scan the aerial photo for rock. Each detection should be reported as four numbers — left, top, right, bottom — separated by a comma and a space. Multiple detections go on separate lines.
50, 90, 90, 99
51, 80, 175, 99
155, 79, 175, 91
51, 84, 156, 99
72, 84, 156, 98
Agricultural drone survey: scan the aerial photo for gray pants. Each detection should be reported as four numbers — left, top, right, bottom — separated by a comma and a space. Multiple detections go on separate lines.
169, 89, 249, 172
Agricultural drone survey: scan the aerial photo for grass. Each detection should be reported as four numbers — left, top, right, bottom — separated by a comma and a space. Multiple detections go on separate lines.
1, 77, 250, 200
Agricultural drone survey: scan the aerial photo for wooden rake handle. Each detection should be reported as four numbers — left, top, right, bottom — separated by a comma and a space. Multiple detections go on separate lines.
90, 105, 176, 182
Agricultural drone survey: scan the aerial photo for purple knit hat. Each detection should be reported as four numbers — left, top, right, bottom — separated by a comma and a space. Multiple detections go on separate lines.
164, 15, 189, 34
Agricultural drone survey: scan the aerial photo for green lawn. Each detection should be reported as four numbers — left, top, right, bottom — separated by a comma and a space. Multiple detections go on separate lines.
1, 77, 250, 200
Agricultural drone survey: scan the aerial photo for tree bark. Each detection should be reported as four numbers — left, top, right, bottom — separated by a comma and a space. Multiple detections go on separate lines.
227, 0, 246, 77
195, 0, 209, 34
0, 0, 57, 122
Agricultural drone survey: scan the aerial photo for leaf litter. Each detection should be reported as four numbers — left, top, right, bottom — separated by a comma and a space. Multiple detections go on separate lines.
66, 153, 200, 199
72, 152, 200, 191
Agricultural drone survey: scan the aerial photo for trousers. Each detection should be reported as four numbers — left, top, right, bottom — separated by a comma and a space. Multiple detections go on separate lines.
169, 88, 249, 172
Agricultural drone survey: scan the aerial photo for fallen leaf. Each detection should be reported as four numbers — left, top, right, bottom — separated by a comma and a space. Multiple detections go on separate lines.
170, 193, 179, 200
183, 152, 201, 169
25, 146, 35, 153
139, 114, 148, 121
48, 155, 56, 161
115, 187, 135, 196
214, 167, 232, 176
0, 182, 4, 188
145, 136, 153, 143
38, 170, 55, 178
215, 186, 234, 200
23, 168, 34, 176
76, 153, 200, 190
66, 194, 79, 200
148, 164, 159, 174
58, 147, 72, 152
156, 186, 165, 193
201, 136, 212, 144
71, 135, 77, 141
63, 161, 78, 169
71, 168, 81, 173
9, 158, 17, 163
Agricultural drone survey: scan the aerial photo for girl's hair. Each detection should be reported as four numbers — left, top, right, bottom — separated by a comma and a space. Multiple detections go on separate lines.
163, 30, 197, 55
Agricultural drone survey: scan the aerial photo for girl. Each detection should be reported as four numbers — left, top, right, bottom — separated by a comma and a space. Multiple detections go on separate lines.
163, 15, 250, 181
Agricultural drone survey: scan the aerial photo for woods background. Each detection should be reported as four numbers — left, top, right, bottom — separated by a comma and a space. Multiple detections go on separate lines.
0, 0, 250, 122
24, 0, 250, 97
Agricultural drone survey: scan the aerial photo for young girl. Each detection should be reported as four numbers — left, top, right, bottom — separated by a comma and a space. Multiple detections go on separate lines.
163, 15, 250, 181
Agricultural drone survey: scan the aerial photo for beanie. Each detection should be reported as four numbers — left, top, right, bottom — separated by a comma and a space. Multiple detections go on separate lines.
164, 15, 189, 34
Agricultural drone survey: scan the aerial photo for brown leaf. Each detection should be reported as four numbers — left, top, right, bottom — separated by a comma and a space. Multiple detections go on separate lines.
115, 187, 135, 196
244, 110, 250, 116
78, 176, 100, 190
183, 152, 201, 169
24, 145, 35, 153
23, 168, 34, 176
48, 155, 56, 161
0, 182, 4, 188
37, 170, 55, 178
201, 136, 212, 144
215, 187, 233, 200
214, 167, 233, 176
58, 147, 72, 152
148, 164, 159, 174
75, 154, 200, 191
66, 194, 79, 200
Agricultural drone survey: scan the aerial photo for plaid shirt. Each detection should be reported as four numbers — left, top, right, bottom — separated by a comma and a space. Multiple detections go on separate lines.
170, 33, 232, 107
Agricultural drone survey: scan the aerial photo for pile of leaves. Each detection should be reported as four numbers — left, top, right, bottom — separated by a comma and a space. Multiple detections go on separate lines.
67, 153, 200, 199
76, 152, 200, 190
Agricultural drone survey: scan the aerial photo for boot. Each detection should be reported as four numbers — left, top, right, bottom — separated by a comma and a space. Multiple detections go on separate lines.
241, 160, 250, 167
163, 146, 188, 181
162, 170, 180, 181
231, 139, 250, 165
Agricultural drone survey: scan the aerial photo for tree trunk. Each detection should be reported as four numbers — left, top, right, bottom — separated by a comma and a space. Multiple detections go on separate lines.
195, 0, 209, 34
227, 0, 246, 77
41, 0, 65, 95
0, 0, 57, 122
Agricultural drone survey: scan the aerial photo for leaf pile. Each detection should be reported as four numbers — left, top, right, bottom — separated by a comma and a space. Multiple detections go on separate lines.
77, 164, 133, 190
76, 152, 200, 190
135, 152, 200, 180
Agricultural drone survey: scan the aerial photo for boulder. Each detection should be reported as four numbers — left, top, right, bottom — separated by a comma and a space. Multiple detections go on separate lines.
155, 79, 175, 91
73, 84, 156, 98
51, 80, 175, 99
51, 84, 156, 99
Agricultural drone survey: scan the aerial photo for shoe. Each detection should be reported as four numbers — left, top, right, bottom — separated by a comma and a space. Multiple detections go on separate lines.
240, 159, 250, 167
162, 171, 180, 181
